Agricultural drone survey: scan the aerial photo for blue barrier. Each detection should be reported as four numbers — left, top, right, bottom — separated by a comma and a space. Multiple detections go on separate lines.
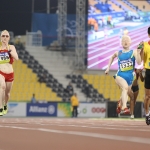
26, 103, 57, 117
32, 13, 77, 46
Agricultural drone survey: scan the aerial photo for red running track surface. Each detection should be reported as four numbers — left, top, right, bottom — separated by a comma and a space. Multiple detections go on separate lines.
0, 118, 149, 150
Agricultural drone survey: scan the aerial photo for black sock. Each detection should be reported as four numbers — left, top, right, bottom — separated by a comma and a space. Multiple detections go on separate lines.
4, 105, 7, 110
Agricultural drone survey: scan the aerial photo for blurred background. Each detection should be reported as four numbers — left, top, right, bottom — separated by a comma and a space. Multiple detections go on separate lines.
2, 0, 149, 118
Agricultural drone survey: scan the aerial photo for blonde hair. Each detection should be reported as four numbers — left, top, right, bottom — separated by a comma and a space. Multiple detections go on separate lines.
121, 35, 131, 43
1, 30, 9, 36
0, 30, 10, 49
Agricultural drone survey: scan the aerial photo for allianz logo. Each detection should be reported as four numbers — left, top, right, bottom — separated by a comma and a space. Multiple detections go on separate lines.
29, 105, 55, 114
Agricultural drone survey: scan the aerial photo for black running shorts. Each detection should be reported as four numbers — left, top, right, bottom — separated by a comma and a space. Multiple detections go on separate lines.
131, 85, 139, 92
144, 69, 150, 89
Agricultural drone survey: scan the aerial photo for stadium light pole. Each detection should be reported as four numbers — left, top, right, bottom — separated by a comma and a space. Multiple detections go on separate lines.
57, 0, 67, 46
32, 0, 34, 13
47, 0, 50, 14
75, 0, 86, 71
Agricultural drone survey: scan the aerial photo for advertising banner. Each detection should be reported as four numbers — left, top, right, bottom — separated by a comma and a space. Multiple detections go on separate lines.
88, 12, 125, 19
57, 103, 72, 117
6, 102, 26, 117
27, 103, 57, 117
78, 103, 107, 118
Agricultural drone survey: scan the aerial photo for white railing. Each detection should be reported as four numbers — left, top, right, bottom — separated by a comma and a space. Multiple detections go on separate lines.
26, 30, 42, 46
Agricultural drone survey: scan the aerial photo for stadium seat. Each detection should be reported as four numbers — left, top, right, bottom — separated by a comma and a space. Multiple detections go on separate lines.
10, 59, 62, 102
80, 74, 145, 102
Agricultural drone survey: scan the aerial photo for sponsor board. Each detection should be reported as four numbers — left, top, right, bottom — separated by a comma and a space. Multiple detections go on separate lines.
57, 103, 72, 117
27, 103, 57, 117
6, 102, 26, 117
88, 12, 125, 19
78, 103, 106, 118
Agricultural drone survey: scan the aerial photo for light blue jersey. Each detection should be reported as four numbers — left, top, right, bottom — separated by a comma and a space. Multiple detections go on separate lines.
114, 50, 135, 86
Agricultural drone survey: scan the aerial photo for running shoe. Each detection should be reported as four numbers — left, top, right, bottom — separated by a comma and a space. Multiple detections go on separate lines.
116, 107, 121, 114
145, 115, 150, 125
3, 105, 8, 115
0, 108, 3, 116
130, 115, 134, 119
120, 108, 130, 115
116, 100, 121, 114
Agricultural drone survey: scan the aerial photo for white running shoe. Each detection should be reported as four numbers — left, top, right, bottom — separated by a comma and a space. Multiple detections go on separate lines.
130, 115, 134, 119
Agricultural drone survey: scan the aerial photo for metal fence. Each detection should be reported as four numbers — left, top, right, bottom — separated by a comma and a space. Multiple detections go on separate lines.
26, 30, 42, 46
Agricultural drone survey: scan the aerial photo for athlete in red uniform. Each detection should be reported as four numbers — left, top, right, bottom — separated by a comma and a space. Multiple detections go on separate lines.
0, 30, 18, 116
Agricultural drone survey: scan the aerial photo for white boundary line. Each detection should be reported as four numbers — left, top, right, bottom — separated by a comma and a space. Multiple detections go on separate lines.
0, 125, 150, 145
1, 121, 149, 132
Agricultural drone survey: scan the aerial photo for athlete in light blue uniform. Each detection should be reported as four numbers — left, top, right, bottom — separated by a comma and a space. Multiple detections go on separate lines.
105, 35, 142, 115
114, 50, 135, 86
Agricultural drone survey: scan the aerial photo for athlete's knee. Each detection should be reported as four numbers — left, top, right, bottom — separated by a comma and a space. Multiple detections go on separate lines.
127, 89, 133, 99
129, 94, 134, 101
5, 93, 10, 99
145, 94, 150, 101
122, 86, 128, 92
0, 82, 6, 91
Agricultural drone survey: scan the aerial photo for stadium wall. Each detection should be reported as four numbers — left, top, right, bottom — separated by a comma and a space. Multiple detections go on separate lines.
5, 102, 143, 118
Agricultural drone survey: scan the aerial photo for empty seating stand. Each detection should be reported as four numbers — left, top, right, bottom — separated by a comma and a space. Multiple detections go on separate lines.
67, 74, 145, 102
10, 48, 71, 102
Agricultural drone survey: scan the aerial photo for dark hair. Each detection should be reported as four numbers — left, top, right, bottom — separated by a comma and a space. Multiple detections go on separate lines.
148, 27, 150, 35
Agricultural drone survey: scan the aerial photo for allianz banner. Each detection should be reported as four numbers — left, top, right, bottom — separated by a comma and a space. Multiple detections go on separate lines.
27, 103, 57, 117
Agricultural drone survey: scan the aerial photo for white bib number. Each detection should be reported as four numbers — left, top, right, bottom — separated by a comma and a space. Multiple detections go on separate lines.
120, 60, 133, 71
0, 52, 10, 63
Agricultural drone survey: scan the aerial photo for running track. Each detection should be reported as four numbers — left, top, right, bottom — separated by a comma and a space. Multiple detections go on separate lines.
0, 118, 149, 150
88, 25, 150, 70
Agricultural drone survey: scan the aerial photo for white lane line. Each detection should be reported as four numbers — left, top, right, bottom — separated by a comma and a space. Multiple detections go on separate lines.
3, 122, 150, 132
0, 125, 150, 145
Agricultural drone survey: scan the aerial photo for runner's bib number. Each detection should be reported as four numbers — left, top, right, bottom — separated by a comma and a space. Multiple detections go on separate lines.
0, 52, 10, 64
120, 60, 133, 71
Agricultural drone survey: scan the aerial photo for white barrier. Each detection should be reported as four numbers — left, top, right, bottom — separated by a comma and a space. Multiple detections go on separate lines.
26, 30, 42, 46
4, 102, 107, 118
5, 102, 26, 117
78, 103, 107, 118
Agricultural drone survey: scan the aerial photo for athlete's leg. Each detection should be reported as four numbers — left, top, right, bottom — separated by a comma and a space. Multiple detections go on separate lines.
144, 88, 150, 125
144, 88, 150, 115
4, 81, 13, 105
133, 90, 139, 105
115, 76, 128, 110
130, 90, 139, 118
116, 97, 121, 114
128, 86, 134, 116
0, 75, 6, 115
3, 82, 13, 115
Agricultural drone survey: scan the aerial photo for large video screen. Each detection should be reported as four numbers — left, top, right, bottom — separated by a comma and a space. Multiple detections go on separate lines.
88, 1, 150, 70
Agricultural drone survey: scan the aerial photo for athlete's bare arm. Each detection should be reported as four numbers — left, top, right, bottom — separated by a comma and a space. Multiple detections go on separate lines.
139, 69, 145, 82
9, 45, 19, 60
133, 49, 142, 65
105, 51, 118, 74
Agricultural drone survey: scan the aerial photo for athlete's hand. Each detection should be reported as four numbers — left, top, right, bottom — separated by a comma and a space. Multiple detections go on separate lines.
137, 41, 144, 53
105, 68, 109, 75
137, 47, 143, 54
